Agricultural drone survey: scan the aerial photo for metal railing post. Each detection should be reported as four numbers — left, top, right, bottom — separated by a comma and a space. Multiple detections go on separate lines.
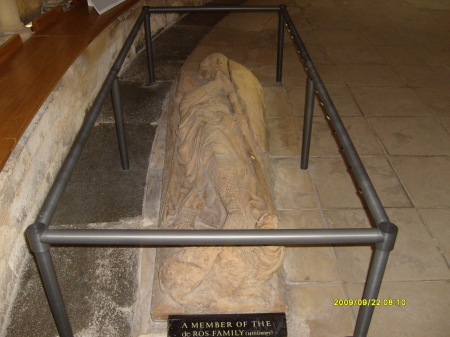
354, 222, 398, 337
276, 6, 285, 82
144, 9, 155, 85
301, 76, 314, 169
111, 76, 130, 170
26, 223, 73, 337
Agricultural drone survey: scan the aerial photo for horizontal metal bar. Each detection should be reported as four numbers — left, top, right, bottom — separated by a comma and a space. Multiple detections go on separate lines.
146, 6, 280, 13
41, 228, 383, 246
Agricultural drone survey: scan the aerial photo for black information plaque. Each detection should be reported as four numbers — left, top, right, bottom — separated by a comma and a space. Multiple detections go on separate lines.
168, 313, 287, 337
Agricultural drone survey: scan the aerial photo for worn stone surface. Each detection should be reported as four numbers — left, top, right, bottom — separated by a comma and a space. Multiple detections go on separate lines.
151, 54, 286, 319
6, 222, 140, 337
51, 123, 156, 225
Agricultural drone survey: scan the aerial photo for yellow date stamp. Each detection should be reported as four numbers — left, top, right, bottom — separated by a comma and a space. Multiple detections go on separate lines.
333, 298, 406, 306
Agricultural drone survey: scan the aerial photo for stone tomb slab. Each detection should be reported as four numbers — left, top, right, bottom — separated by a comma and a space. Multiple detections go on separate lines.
150, 54, 287, 319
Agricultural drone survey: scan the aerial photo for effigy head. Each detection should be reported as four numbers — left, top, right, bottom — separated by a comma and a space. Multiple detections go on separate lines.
199, 53, 229, 80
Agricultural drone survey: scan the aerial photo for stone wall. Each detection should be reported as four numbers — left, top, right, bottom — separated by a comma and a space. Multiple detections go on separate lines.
0, 0, 207, 334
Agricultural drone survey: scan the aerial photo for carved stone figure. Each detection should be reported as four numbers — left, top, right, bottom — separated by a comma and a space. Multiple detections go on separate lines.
151, 54, 286, 319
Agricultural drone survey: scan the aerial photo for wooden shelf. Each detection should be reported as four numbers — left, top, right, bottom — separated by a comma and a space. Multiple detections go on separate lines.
0, 0, 139, 170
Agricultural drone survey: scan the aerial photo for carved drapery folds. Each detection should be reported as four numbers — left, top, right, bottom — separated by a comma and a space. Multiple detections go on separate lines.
151, 54, 286, 319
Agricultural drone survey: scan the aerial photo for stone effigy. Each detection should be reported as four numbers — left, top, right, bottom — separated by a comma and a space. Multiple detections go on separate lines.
151, 54, 286, 319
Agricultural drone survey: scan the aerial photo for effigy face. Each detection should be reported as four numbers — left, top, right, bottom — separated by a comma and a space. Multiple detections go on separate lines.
151, 54, 286, 319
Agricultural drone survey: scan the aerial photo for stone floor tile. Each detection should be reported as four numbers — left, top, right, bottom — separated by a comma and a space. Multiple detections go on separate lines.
351, 87, 432, 117
368, 117, 450, 155
393, 64, 450, 87
361, 30, 416, 46
287, 86, 320, 117
309, 156, 363, 209
200, 27, 256, 46
315, 30, 370, 46
419, 208, 450, 262
390, 156, 450, 208
307, 45, 334, 65
327, 86, 363, 116
287, 86, 362, 117
258, 13, 278, 31
297, 117, 383, 156
289, 16, 313, 32
295, 0, 337, 7
261, 28, 297, 48
348, 13, 404, 32
314, 64, 347, 87
423, 44, 450, 66
376, 45, 445, 65
279, 210, 341, 282
6, 243, 139, 337
309, 157, 412, 209
251, 30, 275, 49
290, 30, 323, 46
286, 86, 310, 116
338, 64, 406, 87
307, 12, 358, 31
405, 0, 450, 10
284, 44, 332, 65
188, 44, 247, 63
325, 208, 450, 282
360, 157, 413, 207
271, 157, 318, 209
324, 44, 386, 64
244, 47, 277, 65
281, 61, 309, 87
52, 124, 156, 225
346, 281, 450, 337
264, 87, 293, 117
438, 116, 450, 132
263, 6, 311, 33
267, 118, 302, 156
287, 284, 354, 337
248, 64, 284, 87
397, 16, 449, 35
401, 30, 449, 49
413, 87, 450, 116
215, 13, 270, 32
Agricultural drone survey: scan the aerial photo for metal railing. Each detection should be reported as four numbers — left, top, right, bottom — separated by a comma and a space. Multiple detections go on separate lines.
25, 5, 398, 337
